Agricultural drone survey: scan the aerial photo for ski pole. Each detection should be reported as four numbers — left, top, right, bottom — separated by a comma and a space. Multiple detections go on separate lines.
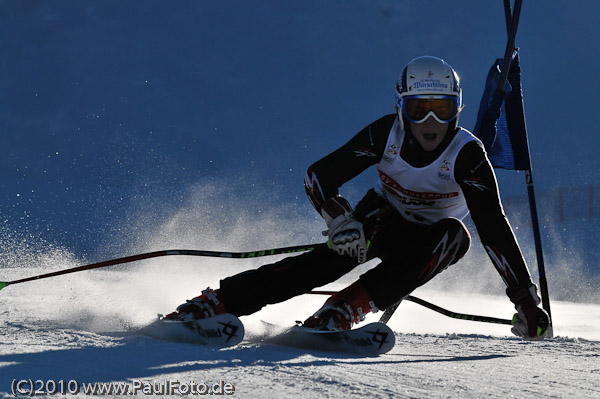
378, 301, 400, 324
308, 291, 512, 325
404, 295, 512, 325
0, 243, 328, 292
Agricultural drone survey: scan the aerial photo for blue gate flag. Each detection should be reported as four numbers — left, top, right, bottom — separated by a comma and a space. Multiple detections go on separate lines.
473, 52, 532, 171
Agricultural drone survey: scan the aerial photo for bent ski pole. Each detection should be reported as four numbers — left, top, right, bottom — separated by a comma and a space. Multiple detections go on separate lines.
307, 291, 512, 325
0, 243, 327, 292
404, 295, 512, 325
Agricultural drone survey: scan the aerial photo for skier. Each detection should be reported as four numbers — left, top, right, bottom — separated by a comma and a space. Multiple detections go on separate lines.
166, 56, 550, 340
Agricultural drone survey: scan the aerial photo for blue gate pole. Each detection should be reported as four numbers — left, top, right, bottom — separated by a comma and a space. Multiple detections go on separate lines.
503, 0, 553, 330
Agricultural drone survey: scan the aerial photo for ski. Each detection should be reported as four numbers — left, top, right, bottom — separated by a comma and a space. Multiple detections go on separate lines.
266, 322, 395, 356
139, 313, 244, 347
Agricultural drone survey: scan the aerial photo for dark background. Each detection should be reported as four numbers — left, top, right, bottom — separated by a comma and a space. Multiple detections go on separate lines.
1, 2, 597, 286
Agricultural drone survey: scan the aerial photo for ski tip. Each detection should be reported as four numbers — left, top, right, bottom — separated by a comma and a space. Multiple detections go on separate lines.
0, 281, 7, 291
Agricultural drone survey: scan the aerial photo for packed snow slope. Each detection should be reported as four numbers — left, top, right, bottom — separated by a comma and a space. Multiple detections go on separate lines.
1, 1, 600, 398
0, 203, 599, 398
1, 268, 599, 399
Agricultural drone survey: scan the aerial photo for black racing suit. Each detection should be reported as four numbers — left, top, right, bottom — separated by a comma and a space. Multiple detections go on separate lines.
220, 114, 535, 316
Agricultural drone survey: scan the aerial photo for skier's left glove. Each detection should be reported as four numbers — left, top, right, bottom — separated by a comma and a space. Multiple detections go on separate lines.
324, 214, 368, 264
506, 284, 550, 340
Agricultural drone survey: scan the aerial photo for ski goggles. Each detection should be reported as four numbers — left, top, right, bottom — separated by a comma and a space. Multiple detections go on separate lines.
401, 95, 460, 124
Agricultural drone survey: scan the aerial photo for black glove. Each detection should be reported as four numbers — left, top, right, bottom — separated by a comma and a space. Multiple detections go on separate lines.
506, 284, 550, 340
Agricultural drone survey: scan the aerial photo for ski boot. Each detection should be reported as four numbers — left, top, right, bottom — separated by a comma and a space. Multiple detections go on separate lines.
164, 287, 227, 321
302, 280, 378, 331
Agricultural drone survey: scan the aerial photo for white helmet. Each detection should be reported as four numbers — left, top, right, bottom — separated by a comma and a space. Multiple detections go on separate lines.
395, 56, 462, 129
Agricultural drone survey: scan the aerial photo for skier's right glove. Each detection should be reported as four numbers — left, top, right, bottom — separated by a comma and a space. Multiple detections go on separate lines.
324, 214, 368, 264
506, 284, 550, 340
318, 196, 369, 264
